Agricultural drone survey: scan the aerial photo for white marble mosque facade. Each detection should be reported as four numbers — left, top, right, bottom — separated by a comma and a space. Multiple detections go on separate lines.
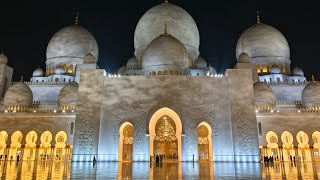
0, 2, 319, 163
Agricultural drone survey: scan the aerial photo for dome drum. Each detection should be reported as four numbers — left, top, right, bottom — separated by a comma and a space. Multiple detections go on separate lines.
142, 65, 189, 76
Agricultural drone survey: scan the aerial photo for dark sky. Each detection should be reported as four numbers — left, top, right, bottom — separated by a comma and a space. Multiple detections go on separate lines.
0, 0, 319, 81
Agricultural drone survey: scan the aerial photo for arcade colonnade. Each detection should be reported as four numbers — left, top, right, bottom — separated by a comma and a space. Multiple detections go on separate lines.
261, 130, 320, 161
0, 130, 71, 161
118, 107, 213, 162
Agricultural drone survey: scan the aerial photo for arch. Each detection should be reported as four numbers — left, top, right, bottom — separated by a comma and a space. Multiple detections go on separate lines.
152, 71, 156, 76
296, 131, 311, 161
175, 71, 178, 75
164, 71, 168, 76
39, 131, 52, 160
281, 131, 294, 161
67, 64, 73, 74
149, 107, 182, 161
169, 71, 173, 76
118, 122, 134, 161
55, 78, 59, 82
197, 122, 213, 161
265, 131, 279, 158
256, 65, 261, 73
262, 64, 268, 72
62, 64, 67, 71
0, 131, 8, 158
54, 131, 67, 161
9, 131, 23, 160
24, 131, 38, 160
312, 131, 320, 161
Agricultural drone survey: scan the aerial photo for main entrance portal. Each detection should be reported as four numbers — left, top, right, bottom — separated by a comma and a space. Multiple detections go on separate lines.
154, 116, 178, 160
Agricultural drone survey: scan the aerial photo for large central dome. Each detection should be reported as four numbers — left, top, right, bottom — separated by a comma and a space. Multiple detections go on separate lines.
134, 2, 200, 62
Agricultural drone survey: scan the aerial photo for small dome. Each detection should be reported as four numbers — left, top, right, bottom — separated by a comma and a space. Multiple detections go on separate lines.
270, 66, 282, 74
118, 65, 127, 75
54, 66, 65, 75
32, 67, 44, 77
253, 82, 276, 106
126, 57, 139, 69
292, 67, 304, 76
194, 56, 207, 69
302, 81, 320, 107
83, 53, 95, 64
238, 52, 250, 63
236, 23, 290, 62
141, 34, 189, 72
4, 82, 33, 106
0, 52, 8, 65
57, 82, 79, 106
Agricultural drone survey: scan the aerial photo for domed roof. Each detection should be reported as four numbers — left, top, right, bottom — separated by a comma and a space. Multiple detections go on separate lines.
126, 57, 139, 69
83, 53, 95, 64
57, 82, 79, 106
194, 56, 207, 69
118, 65, 127, 75
134, 2, 199, 60
141, 34, 189, 69
0, 52, 8, 65
4, 82, 33, 106
32, 67, 44, 77
236, 23, 290, 62
270, 66, 282, 74
253, 82, 276, 106
46, 24, 99, 63
292, 67, 304, 76
54, 66, 65, 75
238, 52, 250, 63
302, 81, 320, 107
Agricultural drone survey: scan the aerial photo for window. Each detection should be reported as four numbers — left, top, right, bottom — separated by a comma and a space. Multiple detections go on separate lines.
258, 122, 262, 136
70, 122, 75, 136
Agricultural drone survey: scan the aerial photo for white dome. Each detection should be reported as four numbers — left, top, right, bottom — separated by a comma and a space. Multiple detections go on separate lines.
141, 34, 189, 73
32, 67, 44, 77
118, 65, 127, 75
292, 67, 304, 76
302, 82, 320, 107
134, 2, 200, 61
4, 82, 33, 106
270, 66, 282, 74
194, 57, 207, 69
83, 53, 95, 64
57, 82, 79, 106
126, 57, 139, 69
236, 23, 290, 63
253, 82, 276, 106
0, 52, 8, 65
46, 25, 99, 66
238, 52, 250, 63
54, 66, 65, 75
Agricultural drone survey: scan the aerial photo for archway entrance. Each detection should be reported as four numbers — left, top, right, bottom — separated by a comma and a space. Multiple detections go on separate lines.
154, 116, 178, 160
149, 107, 182, 161
23, 131, 38, 160
118, 122, 134, 161
197, 122, 212, 161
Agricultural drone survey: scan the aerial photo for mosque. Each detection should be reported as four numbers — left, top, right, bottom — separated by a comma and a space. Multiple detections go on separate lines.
0, 1, 319, 163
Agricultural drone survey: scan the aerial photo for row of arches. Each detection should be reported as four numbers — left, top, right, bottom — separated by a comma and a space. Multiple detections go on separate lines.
118, 108, 213, 162
261, 131, 320, 161
256, 64, 288, 74
0, 130, 70, 161
148, 71, 184, 76
46, 64, 76, 75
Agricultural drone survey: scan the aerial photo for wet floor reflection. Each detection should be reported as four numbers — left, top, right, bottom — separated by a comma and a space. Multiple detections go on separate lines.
1, 160, 320, 179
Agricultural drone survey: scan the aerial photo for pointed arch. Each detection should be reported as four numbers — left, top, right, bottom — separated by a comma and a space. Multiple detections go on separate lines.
118, 122, 134, 161
197, 122, 213, 161
0, 131, 8, 157
149, 107, 182, 161
9, 131, 23, 160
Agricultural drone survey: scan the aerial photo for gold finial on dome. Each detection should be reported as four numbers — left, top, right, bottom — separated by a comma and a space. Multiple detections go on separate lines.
256, 11, 261, 24
74, 11, 80, 25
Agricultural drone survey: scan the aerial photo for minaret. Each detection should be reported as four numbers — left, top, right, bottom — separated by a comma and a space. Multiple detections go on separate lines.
256, 11, 261, 24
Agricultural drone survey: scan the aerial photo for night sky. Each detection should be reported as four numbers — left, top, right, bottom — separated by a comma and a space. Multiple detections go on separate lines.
0, 0, 319, 81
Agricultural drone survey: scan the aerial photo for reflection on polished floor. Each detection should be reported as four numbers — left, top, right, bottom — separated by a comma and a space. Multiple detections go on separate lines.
1, 160, 320, 179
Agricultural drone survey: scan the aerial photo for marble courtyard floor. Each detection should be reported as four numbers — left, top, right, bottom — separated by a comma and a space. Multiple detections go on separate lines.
1, 160, 320, 179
